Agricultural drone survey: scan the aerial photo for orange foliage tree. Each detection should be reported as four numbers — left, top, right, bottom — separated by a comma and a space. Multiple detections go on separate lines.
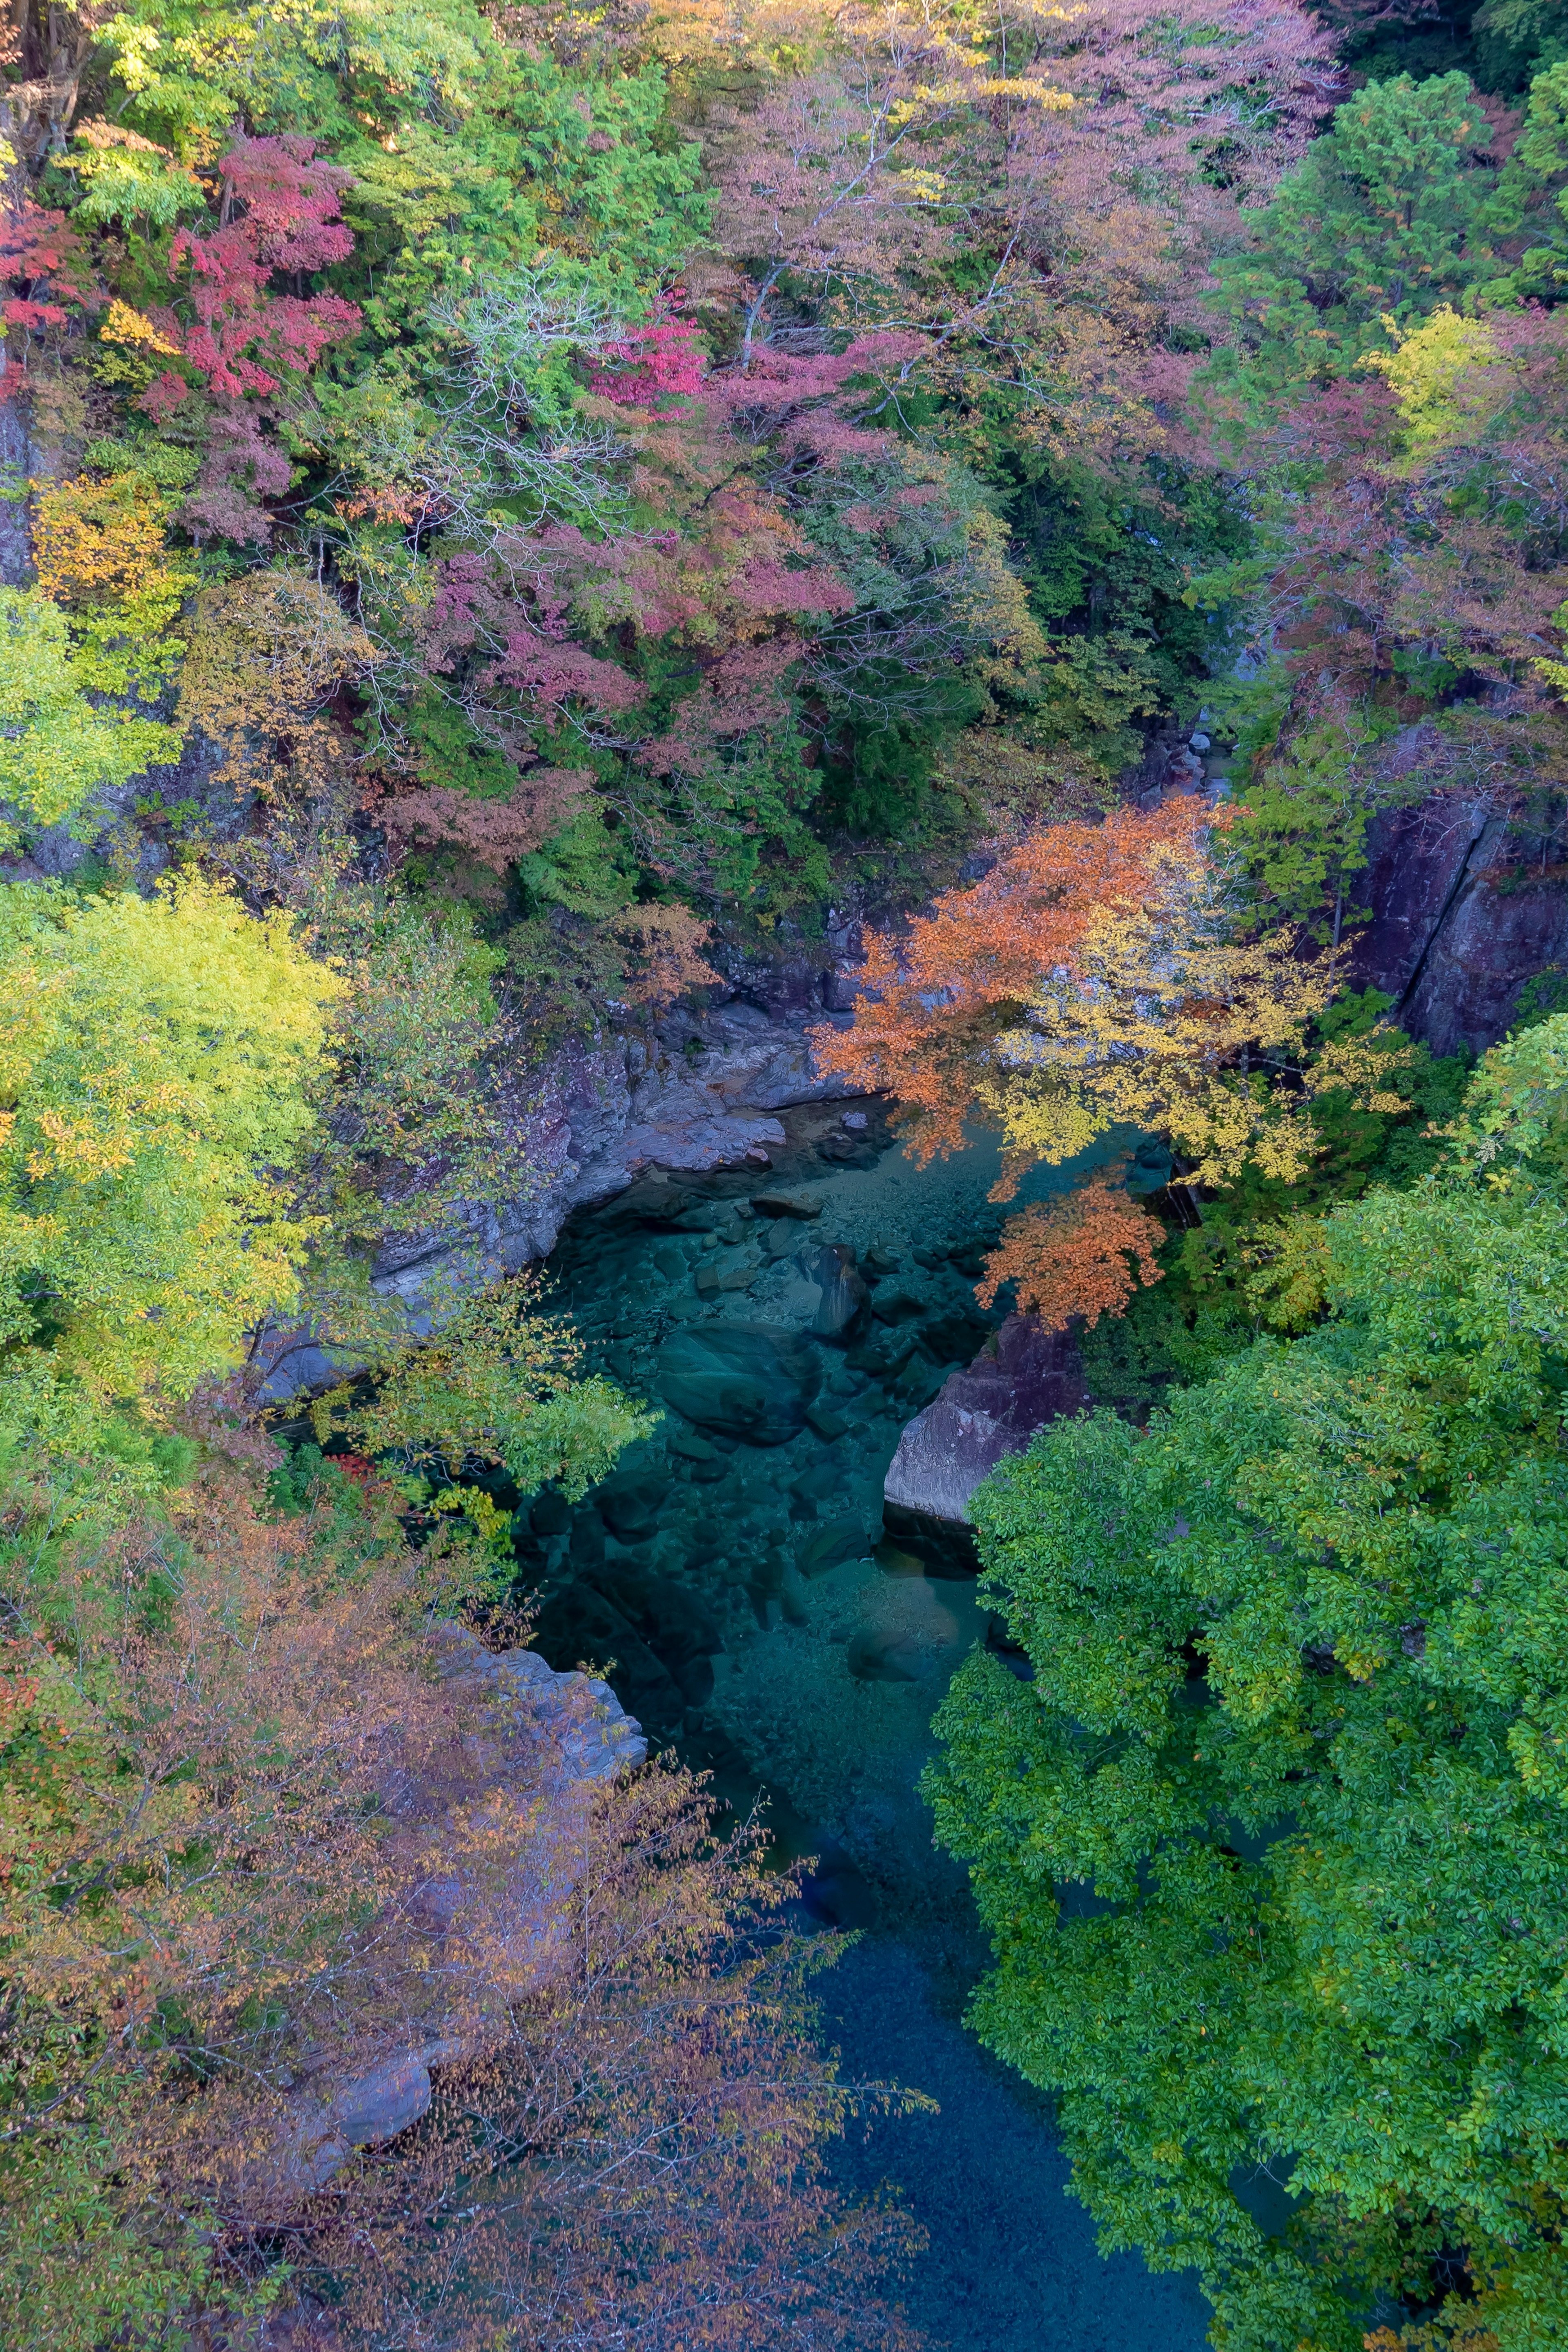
813, 801, 1204, 1162
813, 798, 1405, 1329
972, 1174, 1164, 1327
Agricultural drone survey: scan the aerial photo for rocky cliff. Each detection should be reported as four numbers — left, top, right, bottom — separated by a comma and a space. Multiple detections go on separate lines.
882, 1316, 1089, 1571
254, 998, 869, 1398
1354, 793, 1568, 1054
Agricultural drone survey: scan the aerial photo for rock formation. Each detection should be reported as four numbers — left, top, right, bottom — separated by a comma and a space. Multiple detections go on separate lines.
1355, 791, 1568, 1054
883, 1315, 1089, 1571
254, 1000, 868, 1399
274, 1630, 645, 2196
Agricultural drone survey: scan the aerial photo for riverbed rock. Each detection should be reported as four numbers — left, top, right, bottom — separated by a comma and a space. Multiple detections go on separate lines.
657, 1322, 823, 1444
883, 1315, 1089, 1570
846, 1626, 923, 1683
668, 1428, 718, 1462
753, 1187, 824, 1218
596, 1471, 663, 1540
870, 1284, 926, 1324
809, 1243, 870, 1340
530, 1489, 573, 1537
796, 1518, 877, 1577
695, 1249, 758, 1294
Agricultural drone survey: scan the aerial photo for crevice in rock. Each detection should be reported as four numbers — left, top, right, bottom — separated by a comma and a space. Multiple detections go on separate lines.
1393, 810, 1493, 1025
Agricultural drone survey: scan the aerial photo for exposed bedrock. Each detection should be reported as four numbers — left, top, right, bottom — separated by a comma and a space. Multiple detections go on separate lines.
274, 1629, 645, 2198
882, 1314, 1089, 1572
1354, 793, 1568, 1055
381, 1001, 868, 1296
254, 999, 870, 1399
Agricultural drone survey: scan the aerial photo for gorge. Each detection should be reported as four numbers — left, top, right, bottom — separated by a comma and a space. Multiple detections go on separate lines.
5, 0, 1568, 2343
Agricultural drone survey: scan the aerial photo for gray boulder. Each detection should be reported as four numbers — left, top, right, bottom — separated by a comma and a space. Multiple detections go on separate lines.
883, 1315, 1088, 1570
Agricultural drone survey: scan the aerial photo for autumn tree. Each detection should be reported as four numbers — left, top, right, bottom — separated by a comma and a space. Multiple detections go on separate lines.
696, 0, 1336, 788
813, 800, 1404, 1325
1189, 291, 1568, 939
973, 1175, 1165, 1327
176, 566, 379, 799
284, 1753, 926, 2352
0, 1437, 922, 2352
134, 135, 363, 543
0, 874, 343, 1403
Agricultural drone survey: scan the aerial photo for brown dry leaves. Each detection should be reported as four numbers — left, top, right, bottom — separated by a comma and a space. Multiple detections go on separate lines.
2, 1463, 922, 2349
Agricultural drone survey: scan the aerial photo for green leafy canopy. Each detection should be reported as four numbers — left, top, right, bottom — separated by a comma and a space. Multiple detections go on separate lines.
929, 1014, 1568, 2352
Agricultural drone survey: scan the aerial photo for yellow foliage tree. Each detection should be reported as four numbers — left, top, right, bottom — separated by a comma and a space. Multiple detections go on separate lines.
32, 470, 198, 699
0, 471, 196, 847
1360, 305, 1508, 459
986, 826, 1410, 1196
0, 876, 345, 1400
0, 592, 181, 844
177, 567, 379, 797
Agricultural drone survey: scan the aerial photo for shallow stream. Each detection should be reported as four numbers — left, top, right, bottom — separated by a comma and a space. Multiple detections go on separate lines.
519, 1098, 1210, 2351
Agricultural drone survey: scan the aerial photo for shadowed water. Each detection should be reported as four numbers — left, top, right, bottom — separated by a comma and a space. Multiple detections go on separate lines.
516, 1099, 1210, 2352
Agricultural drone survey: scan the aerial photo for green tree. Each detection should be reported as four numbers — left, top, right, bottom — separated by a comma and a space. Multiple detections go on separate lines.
0, 592, 183, 848
1232, 717, 1395, 947
1507, 60, 1568, 299
0, 876, 343, 1401
1206, 73, 1511, 417
928, 1013, 1568, 2352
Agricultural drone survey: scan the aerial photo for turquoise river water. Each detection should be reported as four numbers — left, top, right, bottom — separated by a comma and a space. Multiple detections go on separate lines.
516, 1094, 1211, 2352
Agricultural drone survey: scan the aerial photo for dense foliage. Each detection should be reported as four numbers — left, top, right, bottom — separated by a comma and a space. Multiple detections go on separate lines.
929, 1016, 1568, 2352
4, 0, 1568, 2340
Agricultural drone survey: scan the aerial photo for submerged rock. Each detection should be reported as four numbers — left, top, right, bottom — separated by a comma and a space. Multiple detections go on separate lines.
796, 1518, 877, 1578
753, 1187, 824, 1219
846, 1625, 924, 1684
883, 1315, 1088, 1571
809, 1242, 870, 1340
869, 1284, 926, 1324
596, 1471, 663, 1540
657, 1321, 823, 1444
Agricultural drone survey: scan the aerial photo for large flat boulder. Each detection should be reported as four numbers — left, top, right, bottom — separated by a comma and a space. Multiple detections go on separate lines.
657, 1321, 822, 1445
883, 1315, 1087, 1571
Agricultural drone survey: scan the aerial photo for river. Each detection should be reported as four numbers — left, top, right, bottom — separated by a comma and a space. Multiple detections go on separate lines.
516, 1091, 1212, 2351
